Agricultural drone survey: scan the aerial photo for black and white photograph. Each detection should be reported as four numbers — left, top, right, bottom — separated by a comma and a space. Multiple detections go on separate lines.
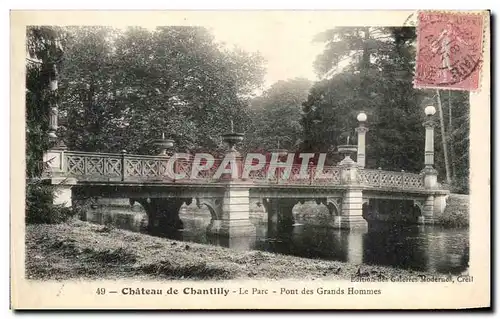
11, 9, 490, 310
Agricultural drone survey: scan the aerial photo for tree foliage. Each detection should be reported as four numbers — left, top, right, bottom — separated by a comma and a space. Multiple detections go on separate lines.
26, 26, 66, 178
26, 26, 79, 223
246, 78, 312, 151
434, 90, 470, 193
303, 27, 469, 191
57, 26, 266, 155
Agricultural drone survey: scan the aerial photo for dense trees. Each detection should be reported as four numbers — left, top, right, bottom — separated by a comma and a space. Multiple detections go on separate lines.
26, 26, 65, 178
26, 26, 78, 223
302, 27, 426, 169
246, 78, 312, 152
302, 27, 469, 192
434, 90, 470, 193
57, 26, 265, 155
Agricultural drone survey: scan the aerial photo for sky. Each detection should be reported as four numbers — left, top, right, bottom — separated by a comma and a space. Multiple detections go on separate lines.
202, 18, 335, 90
209, 26, 324, 89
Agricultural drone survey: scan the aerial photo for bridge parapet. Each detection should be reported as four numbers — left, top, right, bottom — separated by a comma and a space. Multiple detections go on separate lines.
48, 150, 221, 183
44, 150, 339, 185
65, 151, 122, 180
358, 169, 425, 190
43, 150, 433, 192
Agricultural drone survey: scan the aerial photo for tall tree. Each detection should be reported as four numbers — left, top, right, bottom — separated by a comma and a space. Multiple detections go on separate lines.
247, 78, 312, 152
303, 26, 470, 191
57, 26, 265, 155
26, 26, 66, 177
436, 90, 452, 184
303, 27, 433, 171
57, 26, 119, 152
26, 26, 78, 224
435, 90, 470, 193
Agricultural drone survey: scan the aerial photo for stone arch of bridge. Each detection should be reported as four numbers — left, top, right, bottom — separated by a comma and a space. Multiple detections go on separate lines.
360, 197, 423, 223
413, 200, 424, 215
251, 197, 345, 214
325, 198, 342, 216
195, 197, 222, 221
252, 197, 342, 224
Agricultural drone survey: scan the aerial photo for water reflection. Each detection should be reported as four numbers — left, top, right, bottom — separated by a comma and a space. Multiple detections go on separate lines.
362, 222, 469, 274
81, 207, 148, 232
84, 207, 469, 275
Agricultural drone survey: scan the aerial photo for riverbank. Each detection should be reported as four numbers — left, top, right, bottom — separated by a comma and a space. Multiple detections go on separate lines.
437, 194, 469, 228
26, 220, 436, 281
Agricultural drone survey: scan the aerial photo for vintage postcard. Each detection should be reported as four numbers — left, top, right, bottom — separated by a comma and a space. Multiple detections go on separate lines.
10, 10, 490, 309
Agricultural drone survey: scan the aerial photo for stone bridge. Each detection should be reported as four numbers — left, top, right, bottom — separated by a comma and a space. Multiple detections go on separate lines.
42, 110, 449, 237
43, 151, 448, 236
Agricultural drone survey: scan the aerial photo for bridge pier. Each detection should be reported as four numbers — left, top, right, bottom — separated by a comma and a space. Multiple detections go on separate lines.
417, 104, 448, 225
202, 183, 256, 237
278, 200, 296, 227
50, 177, 78, 207
418, 194, 448, 225
418, 195, 435, 224
43, 148, 78, 207
338, 189, 367, 230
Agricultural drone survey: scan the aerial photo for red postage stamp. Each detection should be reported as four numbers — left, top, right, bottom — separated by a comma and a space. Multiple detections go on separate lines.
414, 11, 485, 91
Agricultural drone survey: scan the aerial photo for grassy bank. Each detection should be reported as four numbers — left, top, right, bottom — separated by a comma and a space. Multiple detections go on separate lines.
26, 220, 435, 281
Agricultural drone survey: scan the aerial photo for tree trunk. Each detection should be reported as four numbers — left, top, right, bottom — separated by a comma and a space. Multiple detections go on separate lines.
360, 27, 371, 111
448, 90, 457, 180
436, 90, 452, 184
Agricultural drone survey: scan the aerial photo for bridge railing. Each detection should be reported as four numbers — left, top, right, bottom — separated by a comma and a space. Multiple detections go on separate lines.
54, 150, 424, 189
358, 169, 424, 190
65, 151, 123, 181
247, 165, 341, 185
62, 151, 240, 182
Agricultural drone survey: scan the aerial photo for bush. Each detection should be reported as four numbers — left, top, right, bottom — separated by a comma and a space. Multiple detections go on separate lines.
437, 209, 469, 228
25, 179, 79, 224
436, 194, 469, 228
450, 179, 469, 195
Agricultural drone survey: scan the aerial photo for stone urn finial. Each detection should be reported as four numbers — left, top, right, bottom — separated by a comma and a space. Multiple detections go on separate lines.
337, 144, 358, 166
222, 120, 244, 154
152, 133, 174, 156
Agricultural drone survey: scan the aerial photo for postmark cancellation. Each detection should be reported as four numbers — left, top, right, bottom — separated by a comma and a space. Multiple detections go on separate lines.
414, 11, 486, 91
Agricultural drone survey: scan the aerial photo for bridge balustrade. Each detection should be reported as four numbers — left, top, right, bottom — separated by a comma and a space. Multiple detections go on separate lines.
359, 169, 424, 190
48, 150, 425, 190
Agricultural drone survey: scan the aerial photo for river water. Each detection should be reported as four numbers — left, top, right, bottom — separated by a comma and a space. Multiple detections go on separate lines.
82, 203, 469, 275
